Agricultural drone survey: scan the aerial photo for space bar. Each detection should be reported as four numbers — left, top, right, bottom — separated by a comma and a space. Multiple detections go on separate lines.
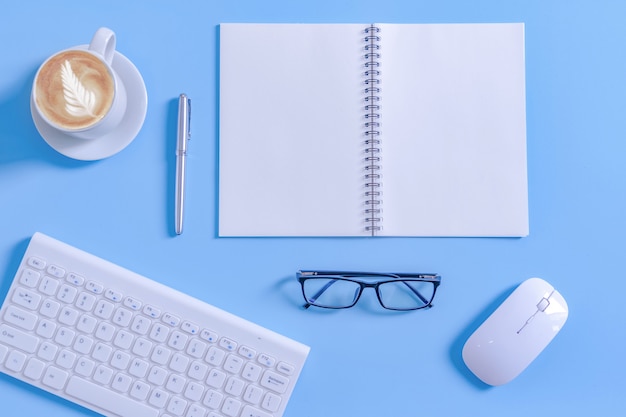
66, 376, 159, 417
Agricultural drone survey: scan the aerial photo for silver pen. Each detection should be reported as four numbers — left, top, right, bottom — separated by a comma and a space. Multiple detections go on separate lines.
175, 93, 191, 235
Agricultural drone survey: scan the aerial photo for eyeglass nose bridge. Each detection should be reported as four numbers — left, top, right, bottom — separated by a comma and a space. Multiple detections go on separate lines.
350, 281, 383, 306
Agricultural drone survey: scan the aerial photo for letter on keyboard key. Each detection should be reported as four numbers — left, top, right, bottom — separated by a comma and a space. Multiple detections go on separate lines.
66, 376, 159, 417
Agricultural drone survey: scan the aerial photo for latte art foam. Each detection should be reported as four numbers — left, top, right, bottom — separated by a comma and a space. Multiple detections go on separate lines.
35, 50, 115, 130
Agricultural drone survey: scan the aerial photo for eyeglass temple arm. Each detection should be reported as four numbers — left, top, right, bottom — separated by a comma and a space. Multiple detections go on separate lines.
401, 281, 430, 305
303, 279, 339, 309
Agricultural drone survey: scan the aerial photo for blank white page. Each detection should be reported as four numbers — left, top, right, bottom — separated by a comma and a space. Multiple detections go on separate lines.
219, 24, 365, 236
379, 23, 528, 236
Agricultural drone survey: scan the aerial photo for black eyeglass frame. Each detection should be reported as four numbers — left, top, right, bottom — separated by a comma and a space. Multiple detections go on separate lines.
297, 270, 441, 311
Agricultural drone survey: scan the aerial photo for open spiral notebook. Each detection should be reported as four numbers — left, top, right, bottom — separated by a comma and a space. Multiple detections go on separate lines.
218, 23, 528, 237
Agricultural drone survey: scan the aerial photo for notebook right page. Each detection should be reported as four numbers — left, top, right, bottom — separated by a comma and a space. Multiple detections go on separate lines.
378, 23, 528, 236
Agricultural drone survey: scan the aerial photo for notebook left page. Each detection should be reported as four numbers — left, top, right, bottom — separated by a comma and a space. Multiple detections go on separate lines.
219, 24, 366, 236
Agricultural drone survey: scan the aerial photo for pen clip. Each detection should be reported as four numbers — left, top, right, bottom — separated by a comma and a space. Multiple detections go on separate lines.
185, 96, 191, 140
177, 94, 191, 153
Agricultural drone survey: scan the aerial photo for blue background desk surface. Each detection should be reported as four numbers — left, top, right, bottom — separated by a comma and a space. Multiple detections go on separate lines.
1, 1, 625, 416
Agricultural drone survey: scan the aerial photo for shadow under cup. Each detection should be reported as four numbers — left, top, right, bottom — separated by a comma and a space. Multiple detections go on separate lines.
32, 48, 127, 140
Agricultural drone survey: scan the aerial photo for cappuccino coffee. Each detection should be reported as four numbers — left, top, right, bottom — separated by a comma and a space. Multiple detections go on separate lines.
34, 49, 115, 130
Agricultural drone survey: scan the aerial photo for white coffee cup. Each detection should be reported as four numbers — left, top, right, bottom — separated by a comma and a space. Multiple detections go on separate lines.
31, 27, 127, 140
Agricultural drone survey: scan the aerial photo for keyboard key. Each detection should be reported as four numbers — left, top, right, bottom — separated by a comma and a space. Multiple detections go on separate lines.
66, 272, 85, 286
243, 384, 264, 405
149, 323, 170, 343
260, 370, 289, 394
168, 330, 189, 350
148, 366, 168, 385
4, 305, 38, 331
124, 296, 142, 311
224, 354, 244, 374
277, 361, 295, 376
166, 374, 187, 394
113, 330, 134, 350
75, 357, 96, 377
37, 341, 58, 361
75, 292, 97, 311
95, 322, 115, 342
111, 350, 131, 370
242, 405, 273, 417
24, 357, 46, 380
162, 312, 180, 327
219, 337, 237, 351
19, 268, 41, 288
42, 365, 68, 390
85, 281, 104, 294
27, 256, 46, 270
257, 353, 276, 367
181, 321, 199, 335
151, 346, 172, 365
40, 299, 61, 318
105, 289, 123, 302
66, 376, 159, 417
76, 315, 97, 333
0, 324, 39, 353
169, 352, 189, 373
73, 334, 94, 354
129, 358, 150, 378
94, 300, 115, 319
187, 360, 208, 381
222, 398, 242, 417
167, 396, 188, 416
239, 345, 257, 359
186, 339, 207, 359
242, 362, 263, 382
148, 388, 169, 408
57, 284, 78, 303
206, 369, 227, 389
93, 365, 114, 385
202, 389, 223, 410
187, 404, 207, 417
143, 305, 161, 318
132, 337, 153, 357
184, 381, 205, 402
59, 306, 80, 326
92, 343, 113, 363
56, 349, 77, 369
261, 392, 282, 413
12, 287, 42, 310
206, 346, 226, 367
5, 350, 27, 372
112, 372, 133, 392
200, 329, 218, 343
225, 376, 245, 396
47, 264, 66, 278
39, 276, 60, 296
130, 380, 151, 401
131, 316, 151, 335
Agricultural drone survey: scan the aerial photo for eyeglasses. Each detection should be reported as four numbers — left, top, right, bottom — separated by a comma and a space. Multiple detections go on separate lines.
297, 270, 441, 311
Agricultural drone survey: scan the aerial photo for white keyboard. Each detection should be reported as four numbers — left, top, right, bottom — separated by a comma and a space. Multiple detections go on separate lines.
0, 233, 309, 417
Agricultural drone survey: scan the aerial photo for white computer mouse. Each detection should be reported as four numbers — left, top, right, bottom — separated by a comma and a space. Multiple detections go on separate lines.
462, 277, 568, 386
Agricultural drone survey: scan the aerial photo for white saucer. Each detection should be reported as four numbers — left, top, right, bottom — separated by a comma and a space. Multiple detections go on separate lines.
31, 45, 148, 161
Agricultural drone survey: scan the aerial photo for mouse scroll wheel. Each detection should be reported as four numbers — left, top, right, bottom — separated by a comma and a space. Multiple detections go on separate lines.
537, 298, 550, 311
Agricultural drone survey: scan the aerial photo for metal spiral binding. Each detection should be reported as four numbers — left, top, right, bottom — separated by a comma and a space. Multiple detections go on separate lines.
363, 25, 382, 235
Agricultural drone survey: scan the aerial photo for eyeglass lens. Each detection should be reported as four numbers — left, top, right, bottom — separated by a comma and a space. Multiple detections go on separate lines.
302, 278, 361, 308
377, 280, 434, 309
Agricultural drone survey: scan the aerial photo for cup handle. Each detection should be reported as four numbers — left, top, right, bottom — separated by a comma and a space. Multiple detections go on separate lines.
88, 27, 116, 65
